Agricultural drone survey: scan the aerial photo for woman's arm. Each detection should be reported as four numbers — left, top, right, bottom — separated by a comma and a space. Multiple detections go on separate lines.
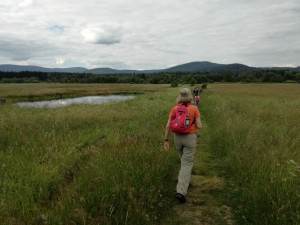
195, 117, 202, 129
164, 119, 171, 151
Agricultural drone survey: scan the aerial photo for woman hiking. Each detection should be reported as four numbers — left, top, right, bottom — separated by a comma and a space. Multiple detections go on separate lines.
164, 88, 202, 203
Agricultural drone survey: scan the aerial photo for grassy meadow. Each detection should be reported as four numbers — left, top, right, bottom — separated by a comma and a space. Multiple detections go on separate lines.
0, 84, 179, 225
0, 83, 299, 225
201, 84, 300, 225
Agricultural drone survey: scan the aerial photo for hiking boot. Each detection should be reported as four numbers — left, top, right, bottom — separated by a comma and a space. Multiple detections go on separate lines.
176, 193, 186, 203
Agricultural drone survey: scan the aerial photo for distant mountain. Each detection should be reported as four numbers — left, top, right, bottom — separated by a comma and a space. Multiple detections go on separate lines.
262, 66, 300, 72
0, 62, 299, 74
163, 61, 224, 72
291, 67, 300, 72
163, 61, 254, 73
88, 67, 132, 74
78, 61, 257, 74
0, 64, 87, 73
215, 63, 254, 73
87, 67, 160, 74
52, 67, 88, 73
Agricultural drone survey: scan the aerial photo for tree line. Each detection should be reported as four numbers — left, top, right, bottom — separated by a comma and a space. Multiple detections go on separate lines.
0, 69, 299, 84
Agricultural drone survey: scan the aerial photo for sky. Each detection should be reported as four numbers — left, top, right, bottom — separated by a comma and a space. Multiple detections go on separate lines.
0, 0, 300, 70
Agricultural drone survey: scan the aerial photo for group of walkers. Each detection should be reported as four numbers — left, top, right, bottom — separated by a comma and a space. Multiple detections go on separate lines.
193, 86, 202, 106
164, 87, 203, 203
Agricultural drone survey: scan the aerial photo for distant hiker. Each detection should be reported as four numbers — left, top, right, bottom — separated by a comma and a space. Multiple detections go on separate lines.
199, 87, 203, 93
193, 87, 199, 96
195, 95, 200, 106
164, 88, 202, 203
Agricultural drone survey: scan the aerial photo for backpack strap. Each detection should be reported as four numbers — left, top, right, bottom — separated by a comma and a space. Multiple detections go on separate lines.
191, 118, 196, 125
179, 103, 190, 107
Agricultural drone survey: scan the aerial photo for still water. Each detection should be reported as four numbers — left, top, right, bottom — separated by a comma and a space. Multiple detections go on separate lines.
16, 95, 135, 108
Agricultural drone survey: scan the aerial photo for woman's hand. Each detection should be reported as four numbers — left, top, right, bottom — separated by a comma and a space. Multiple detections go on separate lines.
164, 141, 170, 152
164, 119, 171, 152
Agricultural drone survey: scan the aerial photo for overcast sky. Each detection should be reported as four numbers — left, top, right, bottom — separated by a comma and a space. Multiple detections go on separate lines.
0, 0, 299, 69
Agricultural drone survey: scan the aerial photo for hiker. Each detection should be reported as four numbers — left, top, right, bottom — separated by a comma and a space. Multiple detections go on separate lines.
164, 88, 202, 203
195, 95, 200, 106
193, 87, 199, 96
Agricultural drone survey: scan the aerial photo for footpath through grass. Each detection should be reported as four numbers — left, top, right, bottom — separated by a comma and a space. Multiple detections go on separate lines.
162, 87, 234, 225
163, 83, 300, 225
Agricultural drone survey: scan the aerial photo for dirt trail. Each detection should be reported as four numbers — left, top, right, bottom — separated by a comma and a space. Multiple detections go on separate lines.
163, 129, 234, 225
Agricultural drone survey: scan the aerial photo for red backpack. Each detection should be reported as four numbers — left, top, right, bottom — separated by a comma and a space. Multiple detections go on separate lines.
170, 104, 194, 134
195, 95, 199, 102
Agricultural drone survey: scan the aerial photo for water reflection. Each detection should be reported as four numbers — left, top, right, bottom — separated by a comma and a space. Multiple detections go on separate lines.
16, 95, 135, 108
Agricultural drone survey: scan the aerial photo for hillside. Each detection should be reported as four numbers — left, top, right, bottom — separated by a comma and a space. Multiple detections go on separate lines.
0, 61, 299, 74
0, 64, 87, 73
164, 61, 224, 72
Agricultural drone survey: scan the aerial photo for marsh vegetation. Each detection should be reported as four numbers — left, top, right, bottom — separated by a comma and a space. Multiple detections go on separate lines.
0, 83, 299, 225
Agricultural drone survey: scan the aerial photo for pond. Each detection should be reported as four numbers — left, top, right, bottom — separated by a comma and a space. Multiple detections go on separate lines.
16, 95, 135, 108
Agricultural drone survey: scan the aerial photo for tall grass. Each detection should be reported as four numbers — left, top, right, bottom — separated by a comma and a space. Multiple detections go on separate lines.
201, 84, 300, 225
0, 84, 180, 225
2, 83, 299, 224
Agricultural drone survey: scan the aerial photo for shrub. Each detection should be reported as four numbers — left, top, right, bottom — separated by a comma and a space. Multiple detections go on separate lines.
284, 80, 297, 83
170, 81, 178, 87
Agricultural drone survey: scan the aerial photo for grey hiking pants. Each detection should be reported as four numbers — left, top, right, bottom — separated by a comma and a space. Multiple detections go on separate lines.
174, 133, 197, 196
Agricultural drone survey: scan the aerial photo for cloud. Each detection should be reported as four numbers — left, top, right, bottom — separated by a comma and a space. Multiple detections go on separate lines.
17, 0, 34, 8
0, 39, 35, 60
56, 58, 65, 65
0, 0, 34, 10
81, 23, 123, 45
0, 37, 63, 61
0, 0, 300, 69
50, 25, 65, 34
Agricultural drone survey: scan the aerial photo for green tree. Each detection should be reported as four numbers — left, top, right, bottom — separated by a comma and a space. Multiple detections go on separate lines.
223, 70, 234, 82
283, 71, 296, 81
294, 73, 300, 82
190, 77, 197, 86
262, 72, 277, 82
194, 74, 208, 83
270, 74, 284, 83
